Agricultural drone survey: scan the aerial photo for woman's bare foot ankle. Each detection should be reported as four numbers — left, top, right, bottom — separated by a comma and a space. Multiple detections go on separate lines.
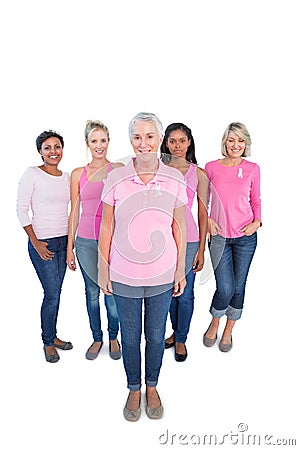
88, 341, 103, 353
220, 335, 232, 345
54, 337, 67, 347
165, 333, 175, 345
44, 345, 58, 356
205, 318, 220, 339
175, 342, 187, 355
109, 339, 120, 352
126, 390, 141, 411
146, 387, 161, 409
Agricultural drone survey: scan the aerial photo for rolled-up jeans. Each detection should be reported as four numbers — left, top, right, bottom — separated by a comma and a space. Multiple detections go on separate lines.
28, 235, 68, 346
76, 236, 119, 342
112, 283, 173, 391
208, 232, 257, 320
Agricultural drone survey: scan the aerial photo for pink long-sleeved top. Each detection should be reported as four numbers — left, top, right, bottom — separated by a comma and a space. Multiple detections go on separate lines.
205, 159, 261, 238
16, 166, 70, 239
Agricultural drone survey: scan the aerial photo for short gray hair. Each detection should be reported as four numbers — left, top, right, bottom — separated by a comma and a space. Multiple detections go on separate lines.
128, 112, 164, 139
221, 122, 252, 157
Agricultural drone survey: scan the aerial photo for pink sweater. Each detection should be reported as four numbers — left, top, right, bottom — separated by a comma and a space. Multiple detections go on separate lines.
77, 163, 112, 240
205, 159, 261, 238
16, 166, 70, 239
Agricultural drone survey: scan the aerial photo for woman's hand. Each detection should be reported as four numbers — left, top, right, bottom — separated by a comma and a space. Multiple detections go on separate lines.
33, 240, 55, 261
240, 219, 261, 236
208, 218, 222, 238
99, 271, 113, 296
100, 280, 113, 296
192, 248, 205, 272
66, 249, 76, 271
173, 270, 186, 297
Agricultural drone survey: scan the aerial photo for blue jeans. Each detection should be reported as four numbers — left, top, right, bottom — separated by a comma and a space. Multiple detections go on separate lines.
76, 237, 119, 342
112, 283, 173, 391
169, 242, 199, 343
28, 235, 68, 346
208, 233, 257, 320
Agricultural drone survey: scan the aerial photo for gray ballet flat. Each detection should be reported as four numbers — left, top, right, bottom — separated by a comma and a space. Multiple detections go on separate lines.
109, 340, 122, 360
203, 333, 217, 347
85, 342, 103, 360
43, 346, 60, 363
145, 394, 164, 420
123, 394, 141, 422
219, 337, 233, 352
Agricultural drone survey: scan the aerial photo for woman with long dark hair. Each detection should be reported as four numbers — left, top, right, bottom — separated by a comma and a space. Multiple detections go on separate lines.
160, 123, 208, 361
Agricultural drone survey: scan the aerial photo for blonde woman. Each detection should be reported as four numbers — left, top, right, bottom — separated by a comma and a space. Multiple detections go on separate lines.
203, 122, 261, 352
67, 121, 122, 360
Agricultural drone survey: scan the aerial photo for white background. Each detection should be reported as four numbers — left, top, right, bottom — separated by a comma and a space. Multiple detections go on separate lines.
1, 1, 299, 449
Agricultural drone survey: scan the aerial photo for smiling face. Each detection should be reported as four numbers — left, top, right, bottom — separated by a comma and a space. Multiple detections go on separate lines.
39, 137, 63, 165
130, 120, 162, 159
166, 129, 191, 160
225, 131, 246, 159
87, 128, 109, 160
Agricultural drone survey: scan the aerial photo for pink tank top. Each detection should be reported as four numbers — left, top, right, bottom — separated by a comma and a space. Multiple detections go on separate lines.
185, 163, 199, 242
77, 163, 112, 240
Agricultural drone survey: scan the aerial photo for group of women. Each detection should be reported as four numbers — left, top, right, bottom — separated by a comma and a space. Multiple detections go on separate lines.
16, 112, 261, 421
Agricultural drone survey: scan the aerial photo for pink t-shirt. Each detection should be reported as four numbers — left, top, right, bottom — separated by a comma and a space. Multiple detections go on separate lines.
102, 158, 188, 286
205, 159, 261, 238
184, 163, 199, 242
77, 163, 112, 240
16, 166, 70, 239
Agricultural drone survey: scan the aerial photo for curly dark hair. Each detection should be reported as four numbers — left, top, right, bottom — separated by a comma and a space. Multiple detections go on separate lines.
36, 130, 64, 152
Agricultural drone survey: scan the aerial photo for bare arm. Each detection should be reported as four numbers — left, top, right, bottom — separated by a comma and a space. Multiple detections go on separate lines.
98, 202, 115, 295
193, 167, 208, 272
172, 205, 187, 297
66, 168, 83, 270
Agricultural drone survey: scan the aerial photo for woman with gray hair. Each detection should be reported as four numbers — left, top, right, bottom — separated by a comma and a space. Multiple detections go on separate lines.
99, 112, 187, 421
203, 122, 261, 352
